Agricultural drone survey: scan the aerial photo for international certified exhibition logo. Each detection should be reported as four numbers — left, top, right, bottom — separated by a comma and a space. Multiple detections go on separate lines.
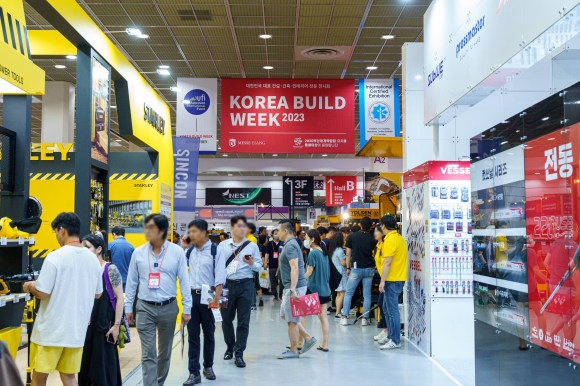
183, 89, 210, 115
229, 139, 236, 147
368, 102, 390, 124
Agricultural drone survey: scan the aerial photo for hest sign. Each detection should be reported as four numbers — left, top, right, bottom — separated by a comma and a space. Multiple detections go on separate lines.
221, 79, 354, 154
326, 176, 357, 206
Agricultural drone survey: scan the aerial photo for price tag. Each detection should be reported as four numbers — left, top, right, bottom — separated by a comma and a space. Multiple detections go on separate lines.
0, 297, 6, 307
1, 237, 7, 246
18, 237, 24, 245
25, 293, 31, 301
29, 237, 35, 245
13, 296, 19, 303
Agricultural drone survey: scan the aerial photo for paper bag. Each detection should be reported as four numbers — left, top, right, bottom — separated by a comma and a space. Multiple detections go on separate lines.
290, 292, 321, 317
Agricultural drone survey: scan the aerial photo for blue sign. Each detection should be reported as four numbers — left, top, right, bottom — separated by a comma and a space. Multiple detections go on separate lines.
183, 89, 210, 116
172, 137, 200, 212
359, 78, 400, 147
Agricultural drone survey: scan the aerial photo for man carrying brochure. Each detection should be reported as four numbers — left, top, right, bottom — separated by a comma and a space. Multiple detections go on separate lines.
276, 219, 317, 359
182, 219, 226, 385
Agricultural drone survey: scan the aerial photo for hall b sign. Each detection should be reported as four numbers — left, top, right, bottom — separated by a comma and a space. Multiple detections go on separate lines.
326, 176, 356, 206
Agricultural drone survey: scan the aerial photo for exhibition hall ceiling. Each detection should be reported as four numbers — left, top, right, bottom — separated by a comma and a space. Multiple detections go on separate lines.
1, 0, 429, 158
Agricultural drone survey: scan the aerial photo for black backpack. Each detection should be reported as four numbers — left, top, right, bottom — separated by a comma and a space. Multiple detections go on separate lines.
186, 243, 218, 270
328, 250, 344, 291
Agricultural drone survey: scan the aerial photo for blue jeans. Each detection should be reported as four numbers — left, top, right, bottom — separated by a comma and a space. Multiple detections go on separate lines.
341, 267, 375, 318
383, 281, 405, 345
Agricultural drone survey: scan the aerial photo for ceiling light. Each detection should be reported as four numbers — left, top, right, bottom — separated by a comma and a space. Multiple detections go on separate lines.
159, 65, 170, 69
170, 86, 180, 92
273, 173, 278, 177
157, 68, 170, 75
115, 139, 122, 142
54, 65, 66, 69
110, 106, 117, 109
66, 55, 76, 60
548, 137, 555, 141
366, 66, 378, 70
263, 65, 274, 70
322, 154, 328, 157
542, 117, 549, 121
222, 154, 228, 157
228, 173, 233, 176
272, 154, 278, 157
126, 28, 142, 36
500, 141, 508, 145
137, 34, 149, 39
415, 75, 422, 80
319, 174, 323, 176
535, 172, 540, 175
259, 34, 272, 39
381, 35, 395, 40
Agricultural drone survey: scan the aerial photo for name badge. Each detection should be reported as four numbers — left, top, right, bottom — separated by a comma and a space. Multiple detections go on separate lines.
228, 259, 239, 275
148, 272, 161, 289
273, 252, 279, 259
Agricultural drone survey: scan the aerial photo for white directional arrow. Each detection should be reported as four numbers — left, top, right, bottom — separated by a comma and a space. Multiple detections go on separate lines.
285, 177, 293, 206
327, 178, 335, 205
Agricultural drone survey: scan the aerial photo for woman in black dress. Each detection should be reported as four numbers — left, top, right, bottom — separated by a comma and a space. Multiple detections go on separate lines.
79, 234, 123, 386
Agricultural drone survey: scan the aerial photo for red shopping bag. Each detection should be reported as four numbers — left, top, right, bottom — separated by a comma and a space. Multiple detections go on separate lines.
290, 292, 321, 317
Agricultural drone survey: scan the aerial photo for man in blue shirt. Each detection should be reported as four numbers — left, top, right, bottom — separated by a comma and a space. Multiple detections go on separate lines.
109, 226, 135, 291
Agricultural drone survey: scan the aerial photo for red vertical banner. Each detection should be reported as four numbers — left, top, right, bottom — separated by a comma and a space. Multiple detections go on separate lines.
326, 176, 357, 206
524, 123, 580, 359
221, 79, 354, 154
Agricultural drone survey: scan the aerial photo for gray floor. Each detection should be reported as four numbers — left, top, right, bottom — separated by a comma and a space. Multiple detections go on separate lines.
126, 295, 460, 386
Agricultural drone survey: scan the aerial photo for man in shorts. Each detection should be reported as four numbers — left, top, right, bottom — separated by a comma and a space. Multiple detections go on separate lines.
276, 219, 316, 359
23, 213, 103, 386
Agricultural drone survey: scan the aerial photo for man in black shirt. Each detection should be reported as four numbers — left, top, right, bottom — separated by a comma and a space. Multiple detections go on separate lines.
265, 229, 284, 300
340, 217, 377, 327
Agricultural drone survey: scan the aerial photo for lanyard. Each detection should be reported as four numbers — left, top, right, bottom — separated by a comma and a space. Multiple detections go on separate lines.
148, 242, 169, 272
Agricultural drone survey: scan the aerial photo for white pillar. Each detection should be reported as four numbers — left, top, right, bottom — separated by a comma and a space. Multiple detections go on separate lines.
41, 82, 75, 144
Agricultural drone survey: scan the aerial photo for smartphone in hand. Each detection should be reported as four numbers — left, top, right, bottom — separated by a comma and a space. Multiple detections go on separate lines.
106, 322, 116, 345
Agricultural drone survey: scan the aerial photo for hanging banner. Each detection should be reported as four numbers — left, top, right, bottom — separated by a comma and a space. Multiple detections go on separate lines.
283, 176, 314, 207
176, 78, 217, 154
326, 176, 357, 206
359, 79, 400, 147
364, 172, 402, 204
172, 137, 200, 212
205, 188, 271, 206
221, 78, 354, 154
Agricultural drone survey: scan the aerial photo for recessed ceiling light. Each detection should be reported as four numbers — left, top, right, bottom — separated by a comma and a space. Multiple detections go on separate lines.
126, 28, 141, 36
355, 89, 359, 92
322, 154, 328, 157
228, 173, 233, 176
259, 34, 272, 39
381, 35, 395, 40
137, 33, 149, 39
115, 139, 122, 142
54, 65, 66, 69
272, 154, 278, 157
66, 55, 77, 60
501, 120, 509, 124
263, 65, 274, 70
366, 66, 378, 70
110, 106, 117, 109
159, 65, 170, 69
535, 172, 540, 175
273, 173, 278, 177
157, 68, 170, 75
500, 141, 508, 145
170, 86, 180, 92
222, 154, 228, 157
542, 117, 549, 121
415, 75, 422, 80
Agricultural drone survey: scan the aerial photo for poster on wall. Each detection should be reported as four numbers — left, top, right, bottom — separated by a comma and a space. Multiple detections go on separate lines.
325, 176, 356, 206
205, 188, 271, 206
359, 78, 400, 147
109, 200, 152, 233
91, 57, 110, 164
364, 172, 401, 203
220, 79, 354, 154
176, 78, 217, 154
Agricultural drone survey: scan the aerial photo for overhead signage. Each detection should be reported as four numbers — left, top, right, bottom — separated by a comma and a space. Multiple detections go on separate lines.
326, 176, 357, 206
403, 161, 471, 189
220, 79, 354, 154
314, 179, 325, 190
364, 172, 401, 203
470, 146, 524, 192
348, 208, 380, 219
205, 188, 271, 206
317, 215, 329, 223
144, 103, 166, 134
172, 137, 200, 212
283, 176, 314, 207
176, 78, 218, 154
0, 0, 45, 95
359, 78, 400, 147
193, 206, 256, 221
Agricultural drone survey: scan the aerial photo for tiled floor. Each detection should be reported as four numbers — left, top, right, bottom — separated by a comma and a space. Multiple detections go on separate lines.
125, 295, 461, 386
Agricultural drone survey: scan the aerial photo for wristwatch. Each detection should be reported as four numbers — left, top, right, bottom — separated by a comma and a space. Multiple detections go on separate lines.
289, 289, 296, 293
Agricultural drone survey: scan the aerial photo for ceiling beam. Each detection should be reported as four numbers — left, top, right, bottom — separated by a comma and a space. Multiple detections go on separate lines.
223, 0, 246, 78
292, 0, 300, 79
340, 0, 374, 79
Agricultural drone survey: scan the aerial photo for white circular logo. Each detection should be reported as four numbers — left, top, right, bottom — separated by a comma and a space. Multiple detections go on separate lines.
368, 102, 390, 124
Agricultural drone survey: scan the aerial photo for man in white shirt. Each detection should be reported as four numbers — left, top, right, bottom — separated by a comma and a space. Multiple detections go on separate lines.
23, 212, 103, 386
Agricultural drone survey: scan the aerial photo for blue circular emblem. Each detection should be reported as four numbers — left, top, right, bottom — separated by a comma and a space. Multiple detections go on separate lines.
183, 89, 210, 115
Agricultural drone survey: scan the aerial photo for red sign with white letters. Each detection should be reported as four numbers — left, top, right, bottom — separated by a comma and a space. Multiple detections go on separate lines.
221, 79, 354, 154
403, 161, 471, 188
326, 176, 357, 206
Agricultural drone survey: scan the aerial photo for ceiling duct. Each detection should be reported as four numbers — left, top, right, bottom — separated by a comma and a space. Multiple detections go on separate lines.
294, 46, 353, 61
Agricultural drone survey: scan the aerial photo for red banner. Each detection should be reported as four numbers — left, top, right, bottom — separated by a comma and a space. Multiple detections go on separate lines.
326, 176, 357, 206
221, 79, 354, 154
403, 161, 471, 188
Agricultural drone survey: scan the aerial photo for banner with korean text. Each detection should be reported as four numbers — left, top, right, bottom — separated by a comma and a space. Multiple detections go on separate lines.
176, 78, 217, 154
221, 79, 354, 154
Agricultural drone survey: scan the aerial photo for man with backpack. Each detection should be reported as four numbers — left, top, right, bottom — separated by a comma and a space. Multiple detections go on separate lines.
182, 219, 226, 385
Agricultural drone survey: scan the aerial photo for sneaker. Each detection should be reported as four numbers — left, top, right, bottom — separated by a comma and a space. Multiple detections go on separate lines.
277, 349, 300, 359
378, 337, 391, 345
334, 313, 343, 320
300, 337, 317, 354
374, 330, 388, 341
380, 340, 401, 350
361, 318, 369, 326
340, 317, 348, 326
259, 299, 264, 307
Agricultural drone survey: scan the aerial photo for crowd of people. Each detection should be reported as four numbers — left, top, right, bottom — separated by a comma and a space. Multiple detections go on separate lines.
21, 211, 408, 386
